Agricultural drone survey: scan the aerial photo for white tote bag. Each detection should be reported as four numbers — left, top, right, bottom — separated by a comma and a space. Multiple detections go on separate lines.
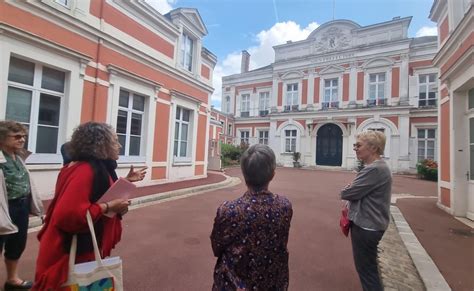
62, 211, 123, 290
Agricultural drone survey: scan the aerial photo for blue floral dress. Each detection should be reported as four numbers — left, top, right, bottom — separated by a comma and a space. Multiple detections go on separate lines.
211, 190, 293, 290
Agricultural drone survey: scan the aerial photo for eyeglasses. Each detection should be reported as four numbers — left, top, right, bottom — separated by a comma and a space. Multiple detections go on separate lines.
8, 134, 27, 140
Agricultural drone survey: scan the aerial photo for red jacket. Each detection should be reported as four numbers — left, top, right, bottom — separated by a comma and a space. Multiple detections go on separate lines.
33, 162, 122, 290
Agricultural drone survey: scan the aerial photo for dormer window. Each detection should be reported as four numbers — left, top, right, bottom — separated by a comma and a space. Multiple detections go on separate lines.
180, 33, 194, 72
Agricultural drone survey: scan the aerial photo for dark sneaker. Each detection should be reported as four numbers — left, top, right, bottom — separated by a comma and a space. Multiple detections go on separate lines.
4, 280, 33, 290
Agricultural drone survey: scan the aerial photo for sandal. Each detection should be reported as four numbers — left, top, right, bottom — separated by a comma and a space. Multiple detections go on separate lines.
4, 280, 33, 290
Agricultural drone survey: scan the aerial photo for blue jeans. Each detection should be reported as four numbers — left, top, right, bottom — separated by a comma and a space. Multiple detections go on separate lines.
0, 196, 30, 260
350, 223, 385, 291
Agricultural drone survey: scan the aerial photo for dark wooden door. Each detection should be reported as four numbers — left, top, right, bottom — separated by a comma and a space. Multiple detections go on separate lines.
316, 124, 342, 166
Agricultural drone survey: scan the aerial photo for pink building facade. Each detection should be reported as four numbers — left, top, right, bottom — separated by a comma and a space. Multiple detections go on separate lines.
430, 0, 473, 220
217, 18, 439, 174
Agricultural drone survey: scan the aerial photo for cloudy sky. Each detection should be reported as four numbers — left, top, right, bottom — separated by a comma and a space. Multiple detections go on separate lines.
145, 0, 438, 110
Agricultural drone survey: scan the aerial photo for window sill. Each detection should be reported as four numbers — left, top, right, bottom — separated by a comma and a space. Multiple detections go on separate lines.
118, 156, 146, 164
26, 154, 63, 165
172, 157, 192, 166
172, 161, 193, 167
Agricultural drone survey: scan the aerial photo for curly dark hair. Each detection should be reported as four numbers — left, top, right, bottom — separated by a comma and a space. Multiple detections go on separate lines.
0, 120, 28, 147
68, 122, 118, 160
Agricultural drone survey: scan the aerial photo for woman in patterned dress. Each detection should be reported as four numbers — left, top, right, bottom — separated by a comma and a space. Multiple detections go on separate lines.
211, 144, 293, 290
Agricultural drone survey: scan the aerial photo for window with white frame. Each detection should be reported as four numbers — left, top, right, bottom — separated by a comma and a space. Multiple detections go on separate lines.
240, 130, 250, 145
285, 83, 298, 111
284, 129, 297, 152
228, 124, 232, 136
180, 33, 194, 72
259, 92, 270, 116
417, 129, 436, 162
240, 94, 250, 117
55, 0, 70, 7
323, 78, 339, 109
419, 74, 437, 107
258, 130, 269, 145
368, 73, 386, 106
174, 106, 192, 159
368, 128, 385, 133
225, 96, 231, 113
116, 89, 145, 156
6, 56, 65, 154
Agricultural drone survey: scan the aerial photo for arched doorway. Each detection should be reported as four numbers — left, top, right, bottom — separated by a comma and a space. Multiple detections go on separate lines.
316, 123, 343, 166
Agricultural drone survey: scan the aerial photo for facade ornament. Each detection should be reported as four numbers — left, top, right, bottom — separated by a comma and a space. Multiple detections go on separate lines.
313, 27, 352, 53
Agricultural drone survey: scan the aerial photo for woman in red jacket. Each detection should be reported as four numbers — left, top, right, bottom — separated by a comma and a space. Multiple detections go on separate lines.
33, 122, 130, 290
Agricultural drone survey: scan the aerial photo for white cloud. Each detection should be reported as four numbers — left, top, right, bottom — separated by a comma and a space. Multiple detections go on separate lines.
145, 0, 175, 14
212, 21, 319, 109
416, 26, 438, 37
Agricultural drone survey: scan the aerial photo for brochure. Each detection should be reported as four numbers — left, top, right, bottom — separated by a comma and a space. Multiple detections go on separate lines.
98, 177, 136, 203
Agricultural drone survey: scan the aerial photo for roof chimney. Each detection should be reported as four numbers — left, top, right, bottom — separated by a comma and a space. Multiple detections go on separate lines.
241, 50, 250, 73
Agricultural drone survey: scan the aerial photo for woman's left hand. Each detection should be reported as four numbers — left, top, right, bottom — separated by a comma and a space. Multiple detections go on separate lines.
126, 165, 147, 182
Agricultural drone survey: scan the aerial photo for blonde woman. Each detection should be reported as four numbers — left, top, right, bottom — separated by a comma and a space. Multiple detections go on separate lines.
340, 131, 392, 291
0, 120, 43, 290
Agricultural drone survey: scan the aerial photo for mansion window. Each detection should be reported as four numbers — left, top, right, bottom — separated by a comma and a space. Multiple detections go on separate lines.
6, 56, 65, 154
323, 78, 339, 109
180, 33, 194, 72
258, 130, 269, 145
368, 128, 385, 133
285, 83, 298, 111
419, 74, 437, 107
228, 124, 232, 136
284, 129, 297, 153
259, 92, 270, 116
240, 94, 250, 117
240, 130, 250, 145
116, 89, 145, 156
368, 73, 386, 106
55, 0, 70, 7
174, 107, 192, 159
417, 129, 436, 162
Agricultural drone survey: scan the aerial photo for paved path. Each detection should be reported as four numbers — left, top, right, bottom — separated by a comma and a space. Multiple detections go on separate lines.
0, 168, 447, 290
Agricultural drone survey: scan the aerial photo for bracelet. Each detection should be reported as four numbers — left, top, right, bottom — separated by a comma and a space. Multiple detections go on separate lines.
104, 202, 109, 214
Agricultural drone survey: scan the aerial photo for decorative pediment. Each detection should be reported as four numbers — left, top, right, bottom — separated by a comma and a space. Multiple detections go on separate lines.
319, 65, 345, 75
362, 57, 394, 69
308, 20, 359, 53
166, 8, 208, 36
281, 71, 304, 80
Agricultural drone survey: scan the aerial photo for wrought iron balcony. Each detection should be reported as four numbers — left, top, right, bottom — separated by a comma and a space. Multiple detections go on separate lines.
259, 110, 269, 117
367, 98, 387, 107
321, 101, 339, 110
284, 105, 299, 112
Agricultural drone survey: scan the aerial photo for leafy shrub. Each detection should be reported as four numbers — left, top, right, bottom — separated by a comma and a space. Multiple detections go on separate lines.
221, 143, 243, 166
292, 151, 301, 162
416, 159, 438, 181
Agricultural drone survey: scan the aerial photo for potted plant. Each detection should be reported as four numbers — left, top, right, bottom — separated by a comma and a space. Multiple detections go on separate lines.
416, 159, 438, 181
292, 151, 302, 168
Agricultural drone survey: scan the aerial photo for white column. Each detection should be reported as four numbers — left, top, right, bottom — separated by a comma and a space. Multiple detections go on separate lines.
271, 75, 279, 113
399, 54, 409, 105
349, 63, 357, 107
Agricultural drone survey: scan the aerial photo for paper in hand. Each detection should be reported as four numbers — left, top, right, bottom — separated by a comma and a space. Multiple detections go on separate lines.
98, 178, 136, 203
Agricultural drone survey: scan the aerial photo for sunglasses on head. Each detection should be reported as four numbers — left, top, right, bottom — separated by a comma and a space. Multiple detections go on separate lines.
9, 134, 27, 140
